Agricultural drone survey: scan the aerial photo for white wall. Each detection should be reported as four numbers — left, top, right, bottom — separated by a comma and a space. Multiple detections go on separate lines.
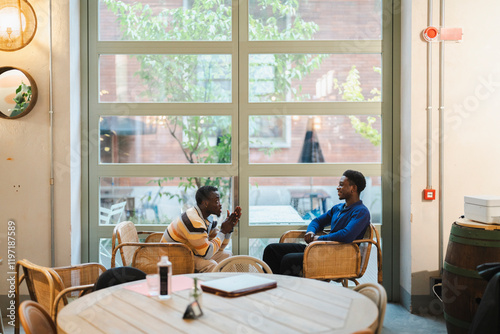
401, 0, 500, 310
0, 0, 78, 310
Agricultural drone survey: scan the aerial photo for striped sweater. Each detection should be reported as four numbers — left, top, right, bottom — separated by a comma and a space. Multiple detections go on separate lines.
161, 206, 230, 259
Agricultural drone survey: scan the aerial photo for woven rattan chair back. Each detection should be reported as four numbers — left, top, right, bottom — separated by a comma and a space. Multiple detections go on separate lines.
212, 255, 273, 274
112, 221, 140, 266
280, 223, 382, 287
19, 300, 57, 334
353, 282, 387, 334
51, 263, 106, 311
131, 243, 195, 275
145, 232, 164, 243
15, 259, 105, 334
16, 260, 55, 317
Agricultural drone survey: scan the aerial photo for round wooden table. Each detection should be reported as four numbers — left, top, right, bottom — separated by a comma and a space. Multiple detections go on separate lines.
57, 273, 378, 334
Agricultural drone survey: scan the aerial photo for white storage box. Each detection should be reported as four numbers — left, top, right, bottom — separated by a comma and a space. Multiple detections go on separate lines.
464, 195, 500, 224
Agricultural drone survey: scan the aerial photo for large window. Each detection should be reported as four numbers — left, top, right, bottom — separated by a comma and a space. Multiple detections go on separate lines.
86, 0, 391, 273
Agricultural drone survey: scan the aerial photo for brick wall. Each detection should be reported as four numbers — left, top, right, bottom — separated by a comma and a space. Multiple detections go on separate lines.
97, 0, 384, 188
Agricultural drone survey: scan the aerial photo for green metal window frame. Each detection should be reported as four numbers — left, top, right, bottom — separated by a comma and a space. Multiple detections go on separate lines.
81, 0, 400, 300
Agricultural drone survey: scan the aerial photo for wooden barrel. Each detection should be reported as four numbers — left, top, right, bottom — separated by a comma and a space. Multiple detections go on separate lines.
442, 220, 500, 334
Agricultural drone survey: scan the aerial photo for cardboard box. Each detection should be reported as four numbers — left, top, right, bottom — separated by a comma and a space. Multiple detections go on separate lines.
464, 195, 500, 224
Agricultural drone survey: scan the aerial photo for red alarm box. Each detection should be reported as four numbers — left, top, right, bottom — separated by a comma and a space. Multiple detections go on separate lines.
423, 188, 436, 201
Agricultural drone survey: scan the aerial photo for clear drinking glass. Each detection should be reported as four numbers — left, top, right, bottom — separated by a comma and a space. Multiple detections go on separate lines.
146, 274, 159, 296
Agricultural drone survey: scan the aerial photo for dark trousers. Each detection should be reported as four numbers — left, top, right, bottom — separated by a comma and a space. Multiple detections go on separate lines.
263, 243, 307, 276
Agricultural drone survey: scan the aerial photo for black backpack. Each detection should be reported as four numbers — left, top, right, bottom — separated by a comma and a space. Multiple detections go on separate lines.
93, 267, 147, 291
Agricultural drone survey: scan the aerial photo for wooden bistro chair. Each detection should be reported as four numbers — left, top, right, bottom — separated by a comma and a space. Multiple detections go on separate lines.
130, 243, 195, 275
279, 223, 382, 287
212, 255, 273, 274
15, 259, 105, 333
111, 221, 162, 267
19, 300, 57, 334
353, 282, 387, 334
111, 221, 195, 275
144, 232, 164, 243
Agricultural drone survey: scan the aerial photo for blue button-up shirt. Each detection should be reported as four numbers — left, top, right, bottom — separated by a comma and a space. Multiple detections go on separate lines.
306, 200, 370, 242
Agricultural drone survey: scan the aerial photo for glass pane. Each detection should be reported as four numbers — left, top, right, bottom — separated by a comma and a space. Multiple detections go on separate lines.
249, 115, 381, 164
99, 116, 232, 164
99, 176, 233, 225
99, 238, 120, 269
99, 55, 231, 103
249, 176, 381, 225
249, 238, 279, 259
249, 0, 382, 41
99, 0, 232, 41
249, 54, 381, 103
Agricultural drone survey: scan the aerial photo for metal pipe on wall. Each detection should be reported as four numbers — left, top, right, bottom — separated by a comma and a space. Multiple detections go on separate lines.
49, 0, 55, 267
426, 0, 433, 189
439, 0, 445, 274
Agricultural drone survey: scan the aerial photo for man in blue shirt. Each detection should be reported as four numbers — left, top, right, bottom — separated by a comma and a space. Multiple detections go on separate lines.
263, 170, 370, 276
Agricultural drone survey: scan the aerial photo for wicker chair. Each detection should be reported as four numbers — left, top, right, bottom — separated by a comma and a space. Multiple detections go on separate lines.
15, 259, 105, 333
19, 300, 57, 334
279, 223, 382, 287
111, 221, 195, 274
145, 232, 164, 243
353, 282, 387, 334
129, 243, 195, 275
212, 255, 273, 274
111, 221, 162, 267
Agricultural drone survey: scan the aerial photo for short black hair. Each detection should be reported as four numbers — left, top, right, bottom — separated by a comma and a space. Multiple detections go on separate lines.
343, 170, 366, 194
196, 185, 218, 205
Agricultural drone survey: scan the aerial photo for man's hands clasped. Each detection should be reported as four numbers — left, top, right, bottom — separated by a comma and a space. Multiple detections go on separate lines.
304, 232, 319, 244
220, 206, 242, 234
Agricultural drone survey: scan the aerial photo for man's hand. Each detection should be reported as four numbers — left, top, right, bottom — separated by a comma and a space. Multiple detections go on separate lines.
220, 206, 241, 234
304, 232, 316, 244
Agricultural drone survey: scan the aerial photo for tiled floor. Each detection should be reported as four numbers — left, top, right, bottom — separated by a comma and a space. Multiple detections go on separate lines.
383, 303, 446, 334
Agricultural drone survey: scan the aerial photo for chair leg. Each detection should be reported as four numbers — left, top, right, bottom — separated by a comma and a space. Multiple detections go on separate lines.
0, 309, 5, 334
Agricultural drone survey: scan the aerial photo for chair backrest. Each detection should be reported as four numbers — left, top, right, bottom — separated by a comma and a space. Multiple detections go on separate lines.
353, 282, 387, 334
212, 255, 273, 274
112, 221, 140, 266
304, 242, 362, 280
16, 259, 106, 329
299, 223, 382, 286
145, 232, 164, 243
16, 260, 56, 318
51, 263, 106, 311
131, 243, 195, 275
19, 300, 57, 334
93, 267, 146, 291
100, 201, 127, 225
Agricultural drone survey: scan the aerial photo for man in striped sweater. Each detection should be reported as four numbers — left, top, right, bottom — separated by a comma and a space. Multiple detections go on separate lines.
161, 185, 242, 272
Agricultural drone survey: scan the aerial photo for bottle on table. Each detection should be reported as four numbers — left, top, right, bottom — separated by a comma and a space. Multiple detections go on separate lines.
158, 255, 172, 299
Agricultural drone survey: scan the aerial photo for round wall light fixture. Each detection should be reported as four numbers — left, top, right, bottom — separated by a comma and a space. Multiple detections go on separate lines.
0, 0, 37, 52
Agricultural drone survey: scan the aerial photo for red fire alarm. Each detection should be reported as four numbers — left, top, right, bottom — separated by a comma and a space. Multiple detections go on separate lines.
423, 27, 439, 41
423, 188, 436, 200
